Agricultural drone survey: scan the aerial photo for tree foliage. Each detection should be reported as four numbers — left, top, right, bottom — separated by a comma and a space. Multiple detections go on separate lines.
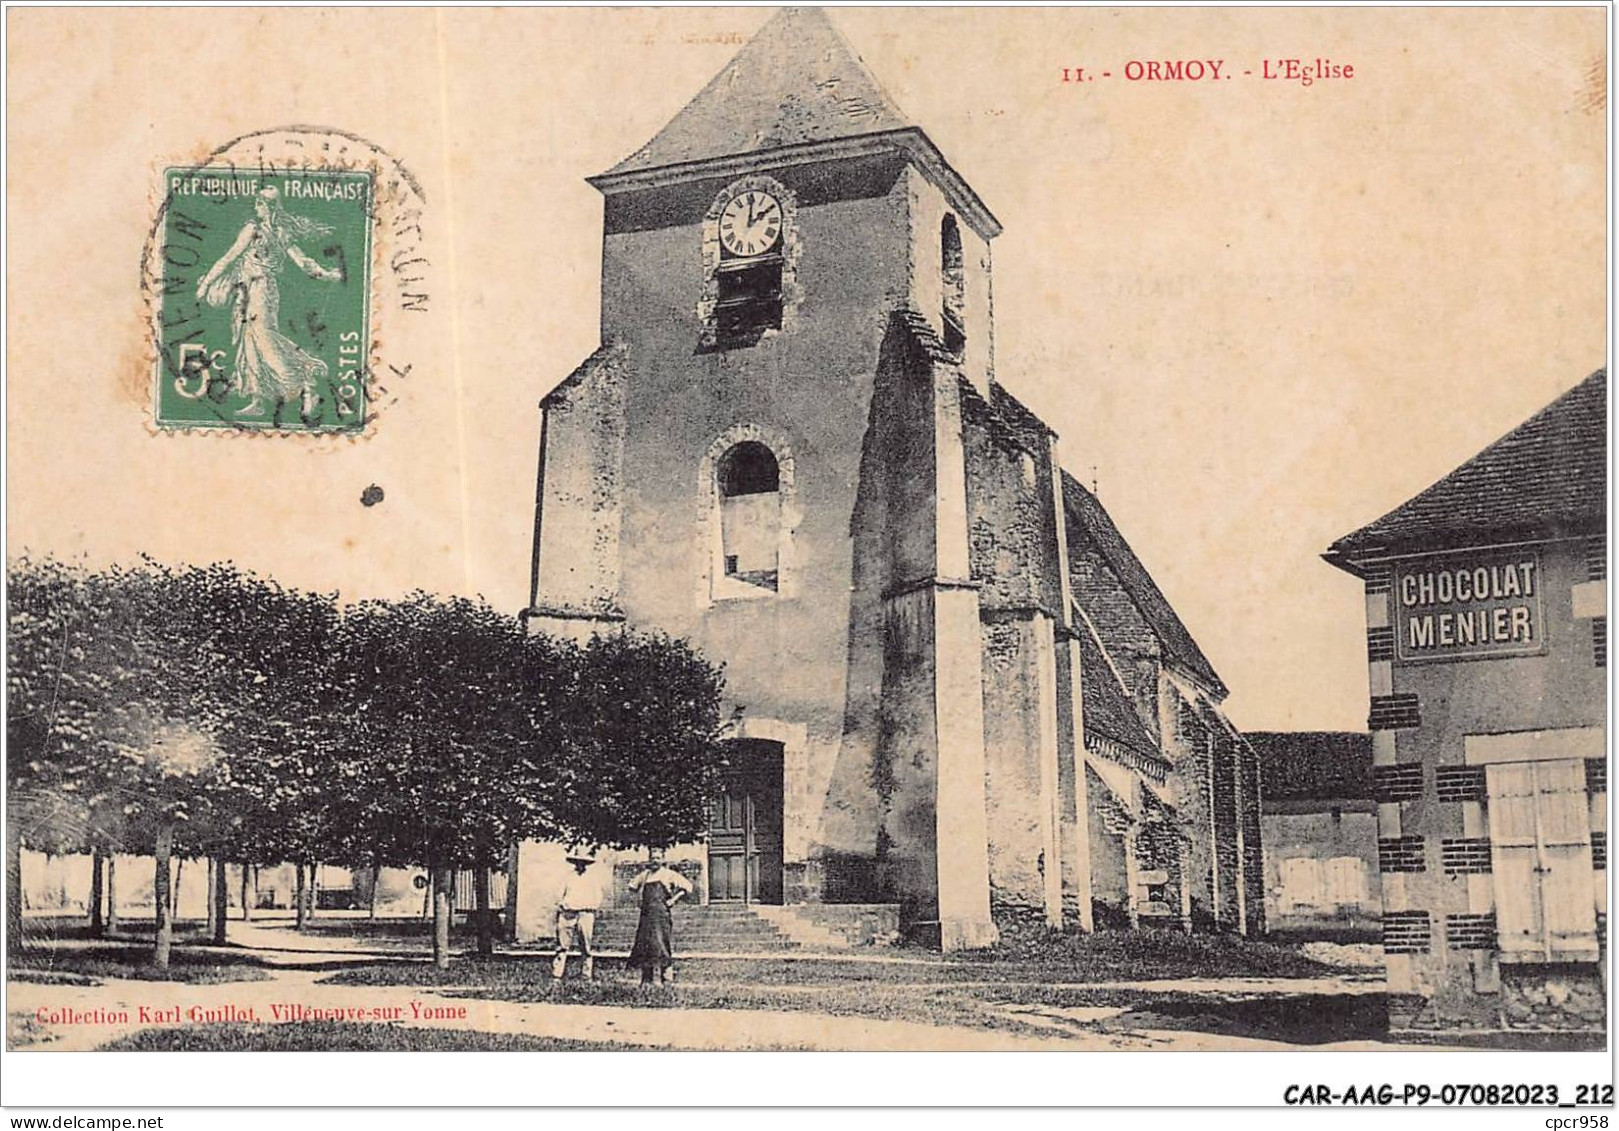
6, 555, 732, 965
561, 632, 730, 851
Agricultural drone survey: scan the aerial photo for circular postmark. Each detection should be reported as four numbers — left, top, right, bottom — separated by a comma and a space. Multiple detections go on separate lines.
140, 126, 430, 436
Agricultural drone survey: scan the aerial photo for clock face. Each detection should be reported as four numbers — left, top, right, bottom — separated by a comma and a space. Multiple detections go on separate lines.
719, 191, 782, 258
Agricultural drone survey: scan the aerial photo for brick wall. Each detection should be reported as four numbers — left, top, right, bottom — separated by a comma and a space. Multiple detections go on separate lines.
1435, 765, 1486, 802
1369, 693, 1421, 731
1383, 910, 1432, 954
1373, 763, 1424, 802
1586, 758, 1607, 795
1445, 912, 1496, 951
1378, 835, 1426, 873
1240, 739, 1265, 936
1440, 838, 1492, 874
1212, 726, 1241, 927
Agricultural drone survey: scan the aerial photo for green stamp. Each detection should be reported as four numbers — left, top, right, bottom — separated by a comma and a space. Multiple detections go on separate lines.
154, 167, 372, 431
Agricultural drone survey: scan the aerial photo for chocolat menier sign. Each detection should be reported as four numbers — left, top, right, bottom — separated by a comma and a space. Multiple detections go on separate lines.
1393, 548, 1545, 664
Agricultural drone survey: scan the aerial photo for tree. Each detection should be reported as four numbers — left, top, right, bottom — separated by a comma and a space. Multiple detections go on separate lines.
8, 557, 262, 965
9, 555, 734, 974
179, 570, 349, 941
338, 594, 571, 968
7, 555, 100, 950
559, 632, 731, 854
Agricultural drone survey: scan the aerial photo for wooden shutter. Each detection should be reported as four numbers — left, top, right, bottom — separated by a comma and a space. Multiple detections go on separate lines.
1326, 856, 1366, 906
1281, 857, 1322, 909
1487, 759, 1598, 962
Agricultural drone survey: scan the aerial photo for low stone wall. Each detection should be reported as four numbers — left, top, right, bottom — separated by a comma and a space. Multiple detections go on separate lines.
1501, 965, 1606, 1031
1389, 964, 1606, 1035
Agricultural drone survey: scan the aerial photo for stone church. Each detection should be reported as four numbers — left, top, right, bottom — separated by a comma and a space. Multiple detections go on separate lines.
519, 8, 1262, 949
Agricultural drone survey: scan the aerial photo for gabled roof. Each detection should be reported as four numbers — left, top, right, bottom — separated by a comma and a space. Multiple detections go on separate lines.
1073, 611, 1164, 768
1247, 731, 1373, 803
602, 8, 912, 177
1326, 369, 1606, 568
1062, 472, 1227, 697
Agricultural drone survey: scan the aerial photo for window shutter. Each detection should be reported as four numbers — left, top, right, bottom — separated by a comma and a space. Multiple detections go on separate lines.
1488, 762, 1545, 957
1486, 759, 1598, 962
1326, 856, 1366, 906
1533, 760, 1599, 958
1281, 857, 1322, 909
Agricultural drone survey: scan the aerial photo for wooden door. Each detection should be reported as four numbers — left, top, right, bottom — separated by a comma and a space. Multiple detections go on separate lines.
706, 741, 784, 904
1487, 759, 1598, 962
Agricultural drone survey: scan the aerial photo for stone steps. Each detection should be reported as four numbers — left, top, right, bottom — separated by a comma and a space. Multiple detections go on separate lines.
585, 903, 799, 952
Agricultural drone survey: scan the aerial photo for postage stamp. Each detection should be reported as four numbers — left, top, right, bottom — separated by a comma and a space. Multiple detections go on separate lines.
153, 167, 373, 432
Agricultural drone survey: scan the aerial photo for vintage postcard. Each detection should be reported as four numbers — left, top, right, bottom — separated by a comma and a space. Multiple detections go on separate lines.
2, 2, 1610, 1113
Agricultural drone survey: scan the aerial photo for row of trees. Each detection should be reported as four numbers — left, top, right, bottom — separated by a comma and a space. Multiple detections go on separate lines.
7, 555, 732, 968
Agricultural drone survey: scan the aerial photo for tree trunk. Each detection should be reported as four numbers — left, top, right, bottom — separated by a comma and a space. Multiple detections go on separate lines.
5, 820, 24, 954
106, 856, 118, 935
240, 864, 252, 921
422, 870, 433, 919
474, 866, 493, 956
171, 857, 184, 919
89, 849, 106, 937
432, 865, 453, 970
294, 861, 307, 930
212, 856, 229, 945
308, 861, 321, 922
368, 864, 380, 920
204, 858, 218, 939
153, 823, 174, 969
502, 842, 521, 943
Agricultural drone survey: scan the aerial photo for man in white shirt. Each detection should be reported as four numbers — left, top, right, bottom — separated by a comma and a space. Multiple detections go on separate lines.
553, 847, 605, 982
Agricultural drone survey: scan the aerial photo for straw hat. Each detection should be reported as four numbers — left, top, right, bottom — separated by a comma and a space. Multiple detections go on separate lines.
565, 845, 598, 865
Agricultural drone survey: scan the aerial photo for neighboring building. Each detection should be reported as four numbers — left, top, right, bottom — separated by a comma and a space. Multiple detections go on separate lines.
1324, 368, 1607, 1035
519, 7, 1258, 949
1249, 732, 1379, 937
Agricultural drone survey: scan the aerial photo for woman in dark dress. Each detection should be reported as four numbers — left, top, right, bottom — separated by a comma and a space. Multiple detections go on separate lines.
627, 850, 694, 985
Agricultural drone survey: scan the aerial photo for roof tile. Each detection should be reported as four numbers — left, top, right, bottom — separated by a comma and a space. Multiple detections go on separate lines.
1063, 472, 1227, 696
1328, 369, 1605, 561
604, 8, 914, 177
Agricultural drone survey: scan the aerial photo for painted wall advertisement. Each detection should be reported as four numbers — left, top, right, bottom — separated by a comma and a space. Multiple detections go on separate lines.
1393, 548, 1545, 664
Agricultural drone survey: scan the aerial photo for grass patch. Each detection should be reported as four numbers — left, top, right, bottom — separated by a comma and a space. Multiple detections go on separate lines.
317, 954, 1376, 1043
97, 1021, 650, 1052
949, 922, 1344, 981
9, 946, 273, 985
9, 1010, 60, 1048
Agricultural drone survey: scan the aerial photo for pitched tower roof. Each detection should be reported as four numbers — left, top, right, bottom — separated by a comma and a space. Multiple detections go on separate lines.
589, 7, 1000, 238
604, 7, 913, 176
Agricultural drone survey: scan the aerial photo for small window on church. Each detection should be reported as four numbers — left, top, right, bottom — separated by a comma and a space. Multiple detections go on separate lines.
717, 441, 781, 594
717, 261, 783, 344
941, 213, 966, 355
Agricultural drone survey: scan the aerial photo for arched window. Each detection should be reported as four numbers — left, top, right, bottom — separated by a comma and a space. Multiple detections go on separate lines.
717, 441, 782, 593
698, 425, 798, 605
941, 213, 966, 355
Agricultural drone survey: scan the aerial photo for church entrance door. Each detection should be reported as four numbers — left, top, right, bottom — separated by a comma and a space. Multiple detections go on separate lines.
707, 739, 784, 904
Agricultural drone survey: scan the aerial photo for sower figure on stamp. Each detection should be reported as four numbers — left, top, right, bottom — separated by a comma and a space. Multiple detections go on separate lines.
551, 846, 604, 983
196, 185, 340, 422
627, 849, 694, 986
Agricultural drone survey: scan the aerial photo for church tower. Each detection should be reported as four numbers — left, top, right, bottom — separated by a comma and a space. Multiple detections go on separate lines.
529, 8, 1030, 949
